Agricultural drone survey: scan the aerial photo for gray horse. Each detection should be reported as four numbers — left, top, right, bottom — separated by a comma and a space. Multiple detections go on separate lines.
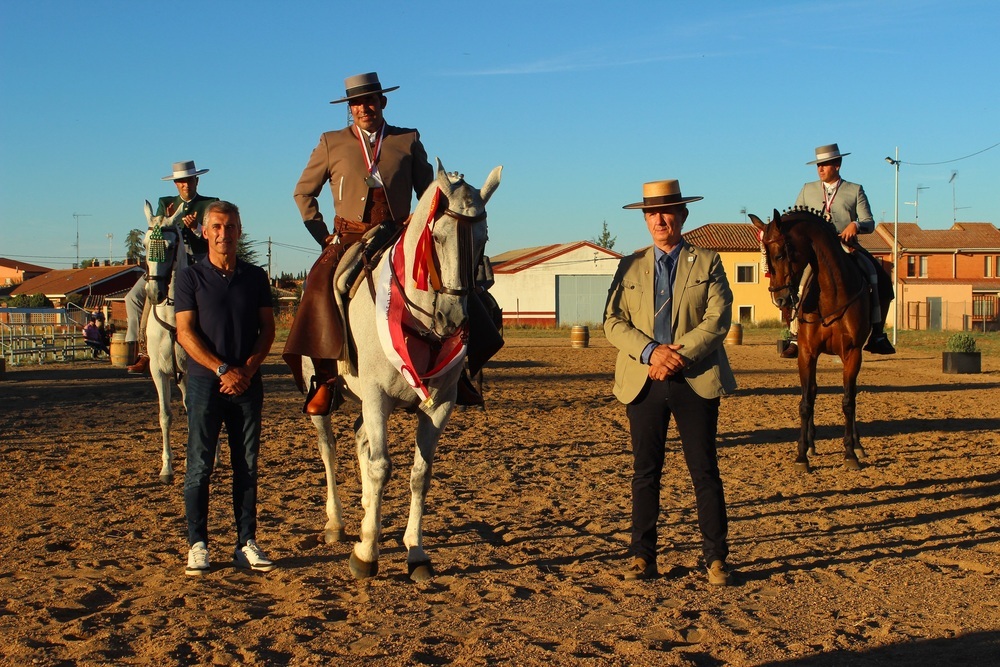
142, 201, 189, 483
309, 160, 501, 581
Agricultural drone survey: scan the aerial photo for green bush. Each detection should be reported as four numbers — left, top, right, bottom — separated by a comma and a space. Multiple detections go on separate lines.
945, 332, 978, 353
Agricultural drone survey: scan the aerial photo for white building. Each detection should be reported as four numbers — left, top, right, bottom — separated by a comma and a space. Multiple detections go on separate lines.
489, 241, 622, 327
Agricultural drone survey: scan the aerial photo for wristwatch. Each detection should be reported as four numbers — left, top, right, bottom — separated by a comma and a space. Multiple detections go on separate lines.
216, 363, 229, 377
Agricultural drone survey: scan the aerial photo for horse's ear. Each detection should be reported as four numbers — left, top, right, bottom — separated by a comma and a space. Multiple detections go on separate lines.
166, 205, 184, 226
772, 208, 782, 224
748, 213, 766, 231
480, 165, 503, 204
144, 200, 154, 226
435, 157, 455, 197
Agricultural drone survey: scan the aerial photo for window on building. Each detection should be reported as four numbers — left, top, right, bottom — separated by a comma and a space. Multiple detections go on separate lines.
986, 256, 993, 278
738, 306, 753, 323
920, 256, 928, 277
735, 264, 756, 284
906, 256, 916, 278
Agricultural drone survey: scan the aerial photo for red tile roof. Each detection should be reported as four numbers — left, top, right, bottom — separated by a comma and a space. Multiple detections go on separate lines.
491, 241, 621, 273
682, 223, 761, 252
876, 222, 1000, 250
0, 257, 52, 273
11, 265, 143, 296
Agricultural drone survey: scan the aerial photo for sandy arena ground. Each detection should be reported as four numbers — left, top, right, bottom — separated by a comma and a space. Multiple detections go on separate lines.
1, 332, 998, 666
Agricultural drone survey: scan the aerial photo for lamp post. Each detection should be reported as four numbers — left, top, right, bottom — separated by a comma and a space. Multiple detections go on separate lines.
884, 151, 900, 345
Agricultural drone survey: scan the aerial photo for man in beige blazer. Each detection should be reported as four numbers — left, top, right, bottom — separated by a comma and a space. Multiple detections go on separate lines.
605, 179, 737, 586
284, 72, 434, 414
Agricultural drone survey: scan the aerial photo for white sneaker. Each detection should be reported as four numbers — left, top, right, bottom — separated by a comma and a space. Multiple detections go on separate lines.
186, 541, 210, 576
234, 539, 276, 572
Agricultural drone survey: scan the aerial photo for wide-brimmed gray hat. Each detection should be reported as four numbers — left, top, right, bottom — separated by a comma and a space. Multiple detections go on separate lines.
807, 143, 850, 165
330, 72, 399, 104
162, 160, 209, 181
623, 179, 703, 210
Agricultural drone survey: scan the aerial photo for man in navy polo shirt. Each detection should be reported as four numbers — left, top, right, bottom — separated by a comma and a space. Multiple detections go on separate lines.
174, 200, 276, 576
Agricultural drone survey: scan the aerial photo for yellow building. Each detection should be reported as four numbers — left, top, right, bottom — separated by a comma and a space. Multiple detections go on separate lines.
682, 223, 777, 324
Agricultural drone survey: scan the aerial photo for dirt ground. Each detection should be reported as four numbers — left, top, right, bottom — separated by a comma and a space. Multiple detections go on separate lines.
1, 332, 998, 666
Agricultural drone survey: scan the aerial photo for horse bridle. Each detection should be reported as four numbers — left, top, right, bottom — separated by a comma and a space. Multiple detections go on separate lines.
144, 224, 181, 304
390, 205, 486, 338
766, 224, 867, 327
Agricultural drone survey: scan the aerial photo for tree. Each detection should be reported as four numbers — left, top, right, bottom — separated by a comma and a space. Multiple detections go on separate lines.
592, 221, 616, 250
125, 229, 145, 263
237, 233, 261, 266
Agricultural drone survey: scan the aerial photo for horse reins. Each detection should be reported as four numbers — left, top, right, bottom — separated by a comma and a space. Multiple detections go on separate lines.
388, 204, 484, 336
768, 223, 868, 328
145, 225, 184, 384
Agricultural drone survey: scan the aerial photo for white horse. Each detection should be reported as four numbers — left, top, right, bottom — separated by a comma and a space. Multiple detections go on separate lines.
142, 201, 189, 484
307, 160, 501, 581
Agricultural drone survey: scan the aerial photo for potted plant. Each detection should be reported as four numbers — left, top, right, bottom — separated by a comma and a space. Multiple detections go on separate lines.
777, 327, 793, 355
942, 332, 981, 374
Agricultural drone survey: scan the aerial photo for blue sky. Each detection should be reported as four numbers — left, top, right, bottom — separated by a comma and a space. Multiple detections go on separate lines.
2, 1, 998, 276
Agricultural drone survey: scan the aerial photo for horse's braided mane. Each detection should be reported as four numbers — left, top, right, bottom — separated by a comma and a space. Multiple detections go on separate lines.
777, 206, 839, 242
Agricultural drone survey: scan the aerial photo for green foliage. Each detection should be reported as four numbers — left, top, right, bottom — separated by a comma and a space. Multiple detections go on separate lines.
125, 229, 145, 263
780, 327, 793, 340
592, 221, 616, 250
238, 233, 261, 265
945, 332, 978, 353
9, 293, 54, 308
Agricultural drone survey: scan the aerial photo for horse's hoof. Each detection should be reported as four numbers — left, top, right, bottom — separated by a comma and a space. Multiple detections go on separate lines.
854, 447, 867, 459
408, 560, 434, 582
844, 459, 862, 471
323, 529, 344, 544
349, 552, 379, 580
794, 461, 811, 474
159, 474, 173, 485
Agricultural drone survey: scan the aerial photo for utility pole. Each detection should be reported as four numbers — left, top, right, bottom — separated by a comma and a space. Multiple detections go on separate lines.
72, 213, 92, 268
267, 237, 272, 281
107, 233, 114, 264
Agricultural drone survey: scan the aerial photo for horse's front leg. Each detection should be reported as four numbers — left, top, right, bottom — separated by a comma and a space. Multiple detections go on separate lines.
841, 349, 864, 470
152, 372, 174, 484
403, 404, 452, 582
795, 353, 819, 473
313, 413, 345, 543
350, 399, 392, 580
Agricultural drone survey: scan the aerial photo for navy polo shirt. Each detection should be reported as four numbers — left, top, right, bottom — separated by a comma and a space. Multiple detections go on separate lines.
174, 258, 273, 379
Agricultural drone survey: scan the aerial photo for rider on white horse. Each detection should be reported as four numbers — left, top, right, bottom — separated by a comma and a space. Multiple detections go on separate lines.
126, 160, 218, 375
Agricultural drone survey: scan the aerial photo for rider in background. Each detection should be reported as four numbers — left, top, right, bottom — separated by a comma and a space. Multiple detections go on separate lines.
784, 143, 896, 358
125, 161, 219, 375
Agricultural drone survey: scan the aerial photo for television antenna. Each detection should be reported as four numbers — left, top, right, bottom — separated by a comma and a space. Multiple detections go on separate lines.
72, 213, 92, 268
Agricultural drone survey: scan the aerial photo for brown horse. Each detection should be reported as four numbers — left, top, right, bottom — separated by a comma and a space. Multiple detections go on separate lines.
751, 208, 870, 472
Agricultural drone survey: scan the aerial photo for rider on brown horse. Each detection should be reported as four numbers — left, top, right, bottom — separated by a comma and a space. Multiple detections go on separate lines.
785, 143, 896, 358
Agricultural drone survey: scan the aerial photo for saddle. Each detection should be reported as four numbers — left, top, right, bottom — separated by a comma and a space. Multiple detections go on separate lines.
332, 225, 397, 375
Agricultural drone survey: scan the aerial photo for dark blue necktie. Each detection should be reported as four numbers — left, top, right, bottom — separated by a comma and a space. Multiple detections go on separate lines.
654, 254, 673, 344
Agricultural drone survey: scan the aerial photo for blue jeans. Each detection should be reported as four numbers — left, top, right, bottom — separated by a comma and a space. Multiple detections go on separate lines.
184, 373, 264, 549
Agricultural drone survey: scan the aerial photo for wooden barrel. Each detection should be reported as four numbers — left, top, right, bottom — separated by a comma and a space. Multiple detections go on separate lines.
724, 323, 743, 346
570, 325, 590, 348
110, 332, 136, 368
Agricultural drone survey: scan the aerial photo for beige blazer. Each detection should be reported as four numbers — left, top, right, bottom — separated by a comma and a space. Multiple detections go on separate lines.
795, 180, 874, 234
604, 241, 737, 403
293, 124, 434, 226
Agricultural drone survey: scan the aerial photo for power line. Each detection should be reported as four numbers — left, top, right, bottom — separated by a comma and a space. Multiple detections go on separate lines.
902, 141, 1000, 166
